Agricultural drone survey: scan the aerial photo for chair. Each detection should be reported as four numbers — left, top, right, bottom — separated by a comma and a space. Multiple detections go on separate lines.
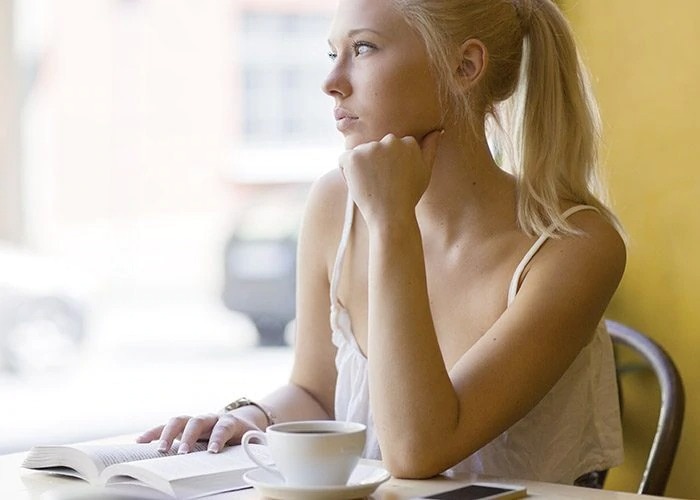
605, 320, 685, 496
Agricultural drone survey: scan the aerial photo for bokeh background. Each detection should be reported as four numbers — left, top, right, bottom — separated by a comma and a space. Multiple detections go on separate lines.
0, 1, 697, 498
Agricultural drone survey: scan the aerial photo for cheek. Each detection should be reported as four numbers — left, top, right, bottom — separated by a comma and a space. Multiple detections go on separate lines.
373, 66, 442, 134
343, 54, 444, 145
386, 64, 440, 126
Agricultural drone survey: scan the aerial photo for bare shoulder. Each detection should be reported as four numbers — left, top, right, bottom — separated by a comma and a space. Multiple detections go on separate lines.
304, 168, 347, 223
302, 168, 347, 234
535, 207, 626, 292
298, 168, 349, 270
564, 208, 625, 274
509, 208, 626, 349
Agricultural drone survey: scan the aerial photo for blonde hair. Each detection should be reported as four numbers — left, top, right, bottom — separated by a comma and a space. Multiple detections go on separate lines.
392, 0, 622, 236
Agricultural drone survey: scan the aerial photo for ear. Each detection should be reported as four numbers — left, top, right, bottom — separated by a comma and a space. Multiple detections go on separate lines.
455, 38, 488, 90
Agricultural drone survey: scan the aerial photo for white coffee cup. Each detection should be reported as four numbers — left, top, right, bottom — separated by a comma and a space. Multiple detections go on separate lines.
241, 420, 366, 487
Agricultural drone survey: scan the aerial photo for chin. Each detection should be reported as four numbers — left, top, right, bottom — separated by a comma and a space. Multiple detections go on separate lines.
340, 125, 424, 149
343, 135, 366, 150
343, 130, 388, 149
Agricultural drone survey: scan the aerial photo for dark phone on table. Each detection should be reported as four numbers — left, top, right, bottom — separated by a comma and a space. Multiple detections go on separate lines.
419, 483, 527, 499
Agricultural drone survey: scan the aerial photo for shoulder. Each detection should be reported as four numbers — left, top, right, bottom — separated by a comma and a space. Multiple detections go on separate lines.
301, 168, 348, 232
563, 207, 626, 274
297, 168, 349, 268
532, 206, 626, 297
512, 206, 626, 346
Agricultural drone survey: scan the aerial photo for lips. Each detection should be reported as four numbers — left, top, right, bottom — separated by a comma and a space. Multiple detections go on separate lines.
333, 108, 358, 120
334, 108, 358, 132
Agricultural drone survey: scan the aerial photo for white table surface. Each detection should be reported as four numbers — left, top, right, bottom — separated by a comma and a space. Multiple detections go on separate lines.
3, 447, 678, 500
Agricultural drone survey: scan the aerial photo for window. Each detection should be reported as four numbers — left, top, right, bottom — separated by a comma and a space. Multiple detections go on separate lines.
2, 0, 341, 455
229, 10, 341, 184
239, 12, 332, 144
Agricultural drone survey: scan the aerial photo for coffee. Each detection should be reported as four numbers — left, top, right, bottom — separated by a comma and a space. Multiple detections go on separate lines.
283, 430, 340, 434
241, 420, 367, 487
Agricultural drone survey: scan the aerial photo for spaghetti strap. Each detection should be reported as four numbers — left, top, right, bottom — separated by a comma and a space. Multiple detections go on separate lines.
330, 191, 355, 306
507, 205, 600, 306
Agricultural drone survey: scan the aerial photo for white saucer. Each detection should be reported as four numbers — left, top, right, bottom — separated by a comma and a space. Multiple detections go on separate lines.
243, 464, 391, 500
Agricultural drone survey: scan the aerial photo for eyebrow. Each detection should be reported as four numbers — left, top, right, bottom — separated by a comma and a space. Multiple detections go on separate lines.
327, 28, 385, 46
347, 28, 383, 37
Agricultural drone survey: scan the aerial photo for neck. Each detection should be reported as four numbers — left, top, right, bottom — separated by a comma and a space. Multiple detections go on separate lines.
416, 126, 517, 242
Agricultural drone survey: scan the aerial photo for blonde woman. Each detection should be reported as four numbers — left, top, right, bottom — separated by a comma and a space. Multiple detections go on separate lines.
139, 0, 624, 484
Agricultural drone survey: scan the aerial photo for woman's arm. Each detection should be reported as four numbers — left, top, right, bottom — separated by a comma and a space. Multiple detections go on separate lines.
286, 169, 348, 419
367, 209, 625, 478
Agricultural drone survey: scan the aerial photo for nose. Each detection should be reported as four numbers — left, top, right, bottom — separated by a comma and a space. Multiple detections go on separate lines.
322, 60, 351, 99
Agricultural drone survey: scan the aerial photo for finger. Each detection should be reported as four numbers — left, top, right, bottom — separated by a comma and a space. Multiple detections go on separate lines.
207, 414, 247, 453
178, 413, 218, 454
136, 425, 166, 444
400, 135, 419, 148
419, 129, 444, 169
157, 415, 191, 452
380, 133, 397, 144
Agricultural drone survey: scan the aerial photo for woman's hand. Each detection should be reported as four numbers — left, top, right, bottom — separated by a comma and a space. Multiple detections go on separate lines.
136, 408, 264, 454
339, 130, 442, 228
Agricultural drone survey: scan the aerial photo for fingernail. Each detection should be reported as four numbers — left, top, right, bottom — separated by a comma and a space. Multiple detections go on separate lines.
158, 440, 168, 452
208, 442, 219, 453
178, 443, 190, 454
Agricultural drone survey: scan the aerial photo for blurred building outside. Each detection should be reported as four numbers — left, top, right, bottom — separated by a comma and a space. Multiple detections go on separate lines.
0, 0, 339, 453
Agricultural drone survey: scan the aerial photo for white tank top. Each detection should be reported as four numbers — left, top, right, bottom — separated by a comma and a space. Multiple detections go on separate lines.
329, 193, 623, 484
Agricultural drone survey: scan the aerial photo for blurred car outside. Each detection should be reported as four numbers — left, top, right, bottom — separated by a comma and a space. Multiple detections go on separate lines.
222, 5, 342, 345
222, 184, 308, 346
0, 242, 91, 375
222, 144, 341, 346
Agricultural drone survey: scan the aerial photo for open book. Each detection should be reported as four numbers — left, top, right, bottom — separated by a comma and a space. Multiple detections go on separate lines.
21, 441, 259, 499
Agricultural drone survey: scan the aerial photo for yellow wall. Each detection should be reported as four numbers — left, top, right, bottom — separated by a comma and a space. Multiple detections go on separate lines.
562, 1, 700, 498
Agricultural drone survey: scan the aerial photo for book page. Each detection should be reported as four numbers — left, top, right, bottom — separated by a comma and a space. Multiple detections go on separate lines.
21, 441, 208, 483
103, 445, 255, 482
102, 445, 258, 498
72, 442, 208, 470
22, 446, 103, 481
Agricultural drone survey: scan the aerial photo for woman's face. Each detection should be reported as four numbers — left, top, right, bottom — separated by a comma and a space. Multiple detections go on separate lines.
323, 0, 444, 149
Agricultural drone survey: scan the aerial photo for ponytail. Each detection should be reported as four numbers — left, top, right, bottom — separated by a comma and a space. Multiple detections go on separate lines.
492, 0, 622, 236
394, 0, 623, 237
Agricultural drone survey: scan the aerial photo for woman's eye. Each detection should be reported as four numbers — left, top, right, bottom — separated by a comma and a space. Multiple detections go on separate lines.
352, 41, 375, 56
327, 42, 374, 62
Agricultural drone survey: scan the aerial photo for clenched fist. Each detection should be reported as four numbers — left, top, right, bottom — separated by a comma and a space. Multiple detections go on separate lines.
338, 130, 443, 228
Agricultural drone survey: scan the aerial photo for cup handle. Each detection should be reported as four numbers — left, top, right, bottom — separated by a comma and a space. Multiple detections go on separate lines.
241, 430, 278, 474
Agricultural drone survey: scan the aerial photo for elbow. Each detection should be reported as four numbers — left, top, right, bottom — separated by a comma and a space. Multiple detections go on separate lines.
380, 440, 451, 480
376, 404, 464, 478
383, 454, 445, 480
386, 463, 442, 480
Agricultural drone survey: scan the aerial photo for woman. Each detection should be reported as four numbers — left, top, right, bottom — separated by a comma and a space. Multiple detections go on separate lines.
139, 0, 625, 484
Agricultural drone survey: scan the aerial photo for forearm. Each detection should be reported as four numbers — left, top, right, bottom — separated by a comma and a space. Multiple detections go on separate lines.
260, 383, 332, 426
367, 217, 460, 476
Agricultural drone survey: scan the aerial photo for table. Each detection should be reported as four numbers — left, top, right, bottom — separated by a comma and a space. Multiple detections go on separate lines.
2, 449, 678, 500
